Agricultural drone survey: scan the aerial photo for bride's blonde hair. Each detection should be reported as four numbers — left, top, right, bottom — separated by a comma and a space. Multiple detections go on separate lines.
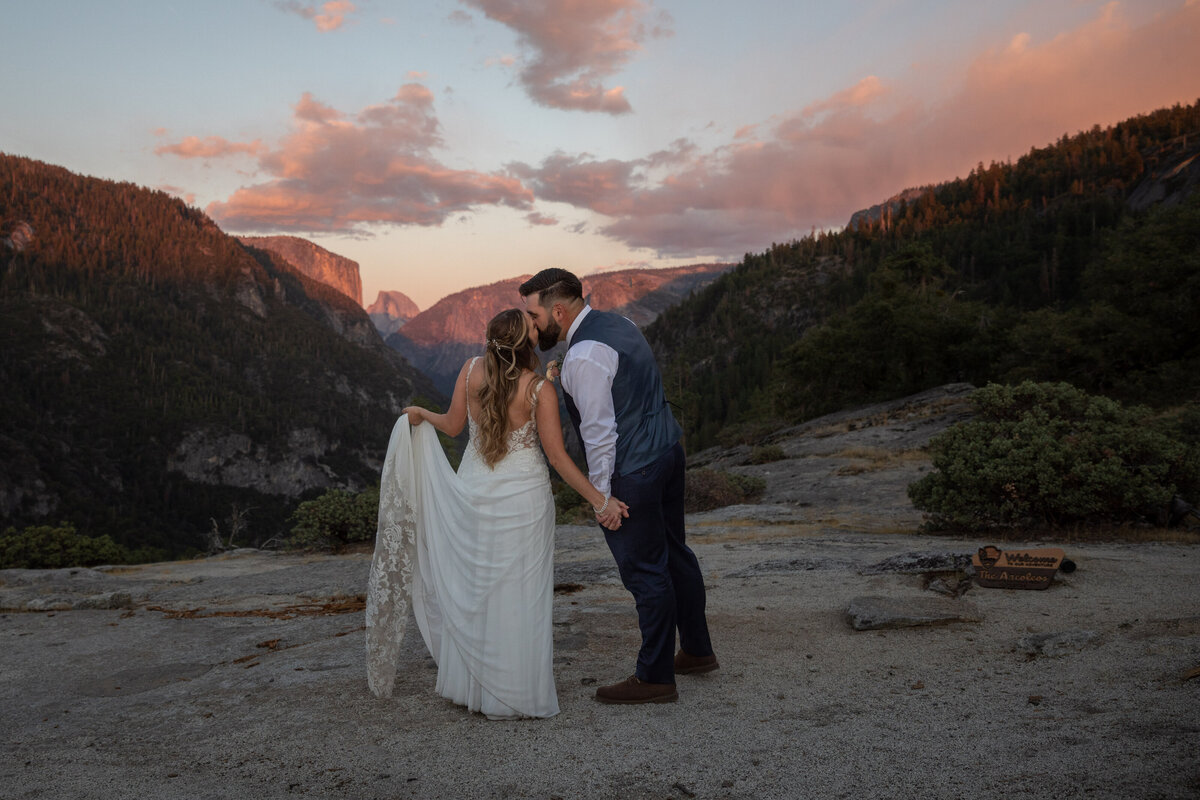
476, 308, 540, 467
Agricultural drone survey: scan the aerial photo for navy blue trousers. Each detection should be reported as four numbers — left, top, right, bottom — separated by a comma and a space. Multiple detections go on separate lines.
603, 441, 714, 684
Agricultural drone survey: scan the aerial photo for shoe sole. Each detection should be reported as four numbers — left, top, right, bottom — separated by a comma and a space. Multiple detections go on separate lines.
595, 690, 679, 705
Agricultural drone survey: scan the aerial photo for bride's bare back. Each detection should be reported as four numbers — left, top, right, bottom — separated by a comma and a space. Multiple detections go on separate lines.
465, 360, 540, 434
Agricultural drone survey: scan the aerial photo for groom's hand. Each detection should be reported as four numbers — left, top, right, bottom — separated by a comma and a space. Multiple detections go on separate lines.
597, 498, 629, 530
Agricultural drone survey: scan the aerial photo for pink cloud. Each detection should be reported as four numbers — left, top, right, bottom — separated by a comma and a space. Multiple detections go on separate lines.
800, 75, 889, 119
198, 86, 532, 233
157, 184, 197, 206
461, 0, 670, 114
508, 153, 638, 214
517, 1, 1200, 256
155, 136, 266, 159
277, 1, 357, 32
525, 211, 558, 226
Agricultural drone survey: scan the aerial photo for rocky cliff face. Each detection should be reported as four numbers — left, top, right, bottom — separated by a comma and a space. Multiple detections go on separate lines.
847, 186, 935, 231
588, 263, 735, 326
1126, 135, 1200, 211
366, 290, 421, 336
387, 263, 732, 394
394, 277, 530, 349
238, 235, 363, 306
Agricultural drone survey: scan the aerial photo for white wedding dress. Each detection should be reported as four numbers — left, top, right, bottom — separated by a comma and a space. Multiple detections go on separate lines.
366, 364, 559, 719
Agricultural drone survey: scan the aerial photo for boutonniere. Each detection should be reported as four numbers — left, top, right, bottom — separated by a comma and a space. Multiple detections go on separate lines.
545, 359, 561, 383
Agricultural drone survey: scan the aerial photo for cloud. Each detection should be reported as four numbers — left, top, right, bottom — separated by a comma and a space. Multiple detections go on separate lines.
157, 184, 197, 206
277, 1, 357, 33
194, 87, 532, 233
155, 136, 266, 159
461, 0, 669, 114
516, 1, 1200, 257
525, 211, 558, 226
508, 153, 638, 215
799, 75, 889, 119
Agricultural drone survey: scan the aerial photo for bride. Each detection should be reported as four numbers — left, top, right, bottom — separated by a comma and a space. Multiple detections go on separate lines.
366, 308, 627, 719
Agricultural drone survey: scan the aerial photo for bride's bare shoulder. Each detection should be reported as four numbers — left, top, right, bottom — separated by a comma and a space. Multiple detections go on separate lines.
460, 355, 482, 379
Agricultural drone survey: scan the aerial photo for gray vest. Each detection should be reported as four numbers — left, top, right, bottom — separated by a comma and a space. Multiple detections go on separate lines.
563, 310, 682, 475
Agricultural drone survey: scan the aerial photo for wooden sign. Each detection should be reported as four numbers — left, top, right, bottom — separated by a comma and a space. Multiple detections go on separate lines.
971, 546, 1065, 590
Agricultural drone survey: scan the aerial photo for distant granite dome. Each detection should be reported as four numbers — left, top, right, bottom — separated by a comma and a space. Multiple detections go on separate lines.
367, 290, 421, 336
368, 290, 420, 319
238, 235, 363, 306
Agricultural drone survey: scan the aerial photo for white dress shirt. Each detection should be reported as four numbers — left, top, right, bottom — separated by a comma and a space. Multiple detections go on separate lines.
560, 306, 620, 498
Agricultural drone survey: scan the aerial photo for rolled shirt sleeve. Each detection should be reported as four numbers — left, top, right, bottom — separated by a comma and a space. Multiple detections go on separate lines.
560, 339, 620, 499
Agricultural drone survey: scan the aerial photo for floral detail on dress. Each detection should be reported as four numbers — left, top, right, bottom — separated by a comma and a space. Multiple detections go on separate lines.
365, 418, 418, 699
462, 359, 547, 477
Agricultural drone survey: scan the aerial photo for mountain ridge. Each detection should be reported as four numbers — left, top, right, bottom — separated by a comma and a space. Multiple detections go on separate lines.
387, 263, 733, 394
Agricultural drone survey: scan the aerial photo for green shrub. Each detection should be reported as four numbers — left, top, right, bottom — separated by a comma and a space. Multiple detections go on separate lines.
0, 523, 129, 569
717, 420, 788, 448
286, 487, 380, 552
1151, 403, 1200, 503
747, 444, 787, 465
908, 381, 1197, 528
685, 469, 766, 513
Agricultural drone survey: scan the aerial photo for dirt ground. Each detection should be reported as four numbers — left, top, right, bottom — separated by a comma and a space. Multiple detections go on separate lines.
3, 384, 1197, 799
2, 522, 1198, 800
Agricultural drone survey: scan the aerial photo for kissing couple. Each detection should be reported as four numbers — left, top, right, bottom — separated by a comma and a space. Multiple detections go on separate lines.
366, 268, 717, 719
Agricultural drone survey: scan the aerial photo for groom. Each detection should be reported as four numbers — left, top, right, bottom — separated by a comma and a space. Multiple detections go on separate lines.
520, 268, 717, 704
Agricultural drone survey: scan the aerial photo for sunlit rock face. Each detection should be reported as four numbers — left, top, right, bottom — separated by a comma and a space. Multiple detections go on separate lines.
367, 290, 421, 336
238, 235, 363, 306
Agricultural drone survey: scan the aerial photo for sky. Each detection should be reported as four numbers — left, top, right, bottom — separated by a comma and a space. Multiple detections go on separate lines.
4, 1, 1200, 310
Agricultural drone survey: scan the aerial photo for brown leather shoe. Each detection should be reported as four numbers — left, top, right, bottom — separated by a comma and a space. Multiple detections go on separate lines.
674, 650, 719, 675
594, 675, 678, 704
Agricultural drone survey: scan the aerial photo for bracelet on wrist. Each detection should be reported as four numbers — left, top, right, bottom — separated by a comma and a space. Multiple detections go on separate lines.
593, 496, 610, 515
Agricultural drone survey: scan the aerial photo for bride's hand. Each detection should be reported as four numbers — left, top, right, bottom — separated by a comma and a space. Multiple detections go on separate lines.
402, 406, 425, 425
596, 497, 630, 530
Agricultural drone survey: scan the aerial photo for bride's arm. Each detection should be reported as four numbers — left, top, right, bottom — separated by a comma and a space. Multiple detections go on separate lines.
535, 380, 629, 527
402, 360, 470, 437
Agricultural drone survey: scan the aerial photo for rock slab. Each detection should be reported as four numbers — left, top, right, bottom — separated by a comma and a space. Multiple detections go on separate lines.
847, 594, 982, 630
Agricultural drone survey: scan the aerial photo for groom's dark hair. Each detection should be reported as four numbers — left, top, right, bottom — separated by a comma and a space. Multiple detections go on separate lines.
520, 268, 583, 307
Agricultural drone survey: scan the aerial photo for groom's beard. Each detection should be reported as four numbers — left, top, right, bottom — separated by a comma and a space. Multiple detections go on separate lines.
536, 317, 561, 351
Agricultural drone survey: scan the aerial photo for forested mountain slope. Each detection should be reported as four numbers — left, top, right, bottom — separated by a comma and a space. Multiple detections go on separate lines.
0, 154, 440, 556
647, 101, 1200, 451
